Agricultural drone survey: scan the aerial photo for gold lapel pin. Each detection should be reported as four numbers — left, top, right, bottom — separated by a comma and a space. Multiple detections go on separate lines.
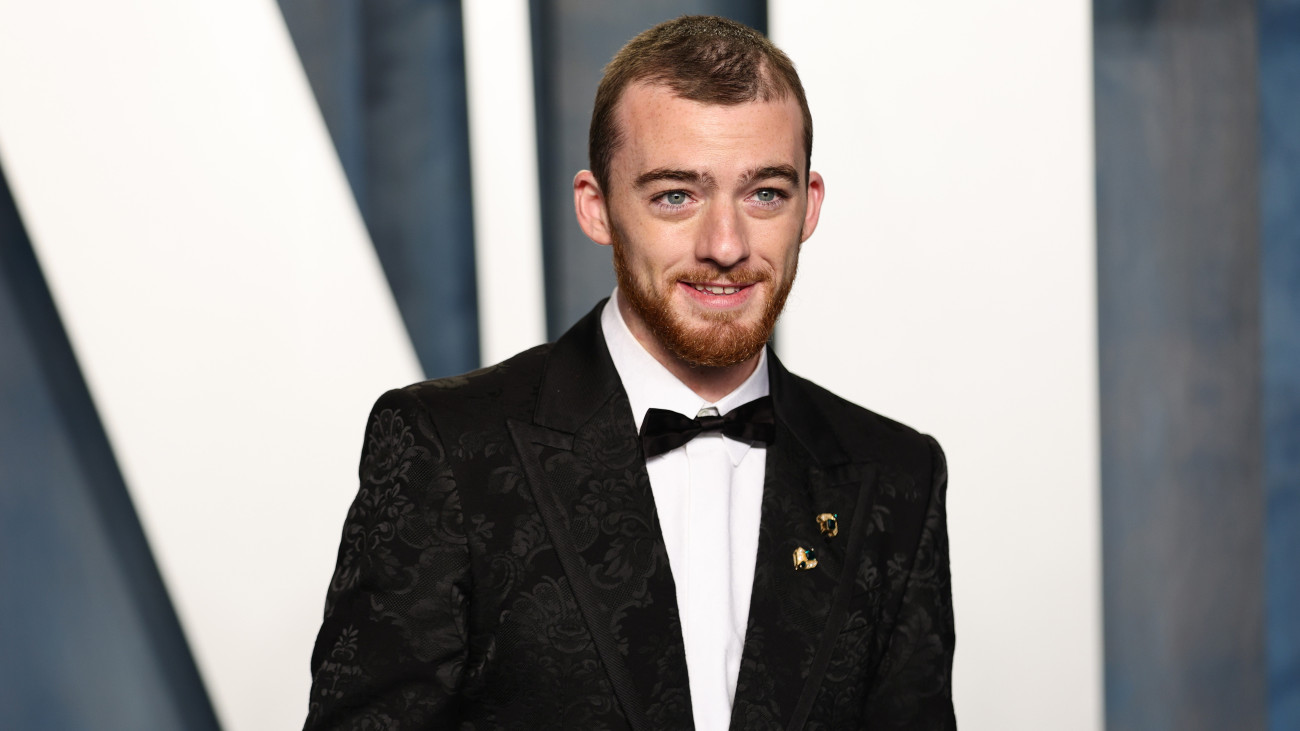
816, 512, 839, 538
793, 546, 818, 570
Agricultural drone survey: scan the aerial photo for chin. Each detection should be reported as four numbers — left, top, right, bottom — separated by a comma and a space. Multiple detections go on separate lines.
661, 313, 772, 368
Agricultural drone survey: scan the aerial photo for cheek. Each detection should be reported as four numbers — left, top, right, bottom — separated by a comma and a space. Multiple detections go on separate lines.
625, 234, 690, 275
756, 227, 803, 269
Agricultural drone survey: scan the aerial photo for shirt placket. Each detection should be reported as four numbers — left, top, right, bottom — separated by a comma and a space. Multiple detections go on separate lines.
685, 427, 735, 729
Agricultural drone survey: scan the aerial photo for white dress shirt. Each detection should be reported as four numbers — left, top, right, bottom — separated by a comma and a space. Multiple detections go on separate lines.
600, 291, 768, 730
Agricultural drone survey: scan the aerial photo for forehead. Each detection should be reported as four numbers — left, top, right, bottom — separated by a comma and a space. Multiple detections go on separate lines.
610, 83, 804, 180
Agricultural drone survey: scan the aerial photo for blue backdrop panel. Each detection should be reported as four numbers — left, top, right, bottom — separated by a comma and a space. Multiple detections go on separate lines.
528, 0, 767, 337
279, 0, 480, 378
1095, 1, 1268, 729
1260, 1, 1300, 728
0, 165, 218, 729
276, 0, 365, 201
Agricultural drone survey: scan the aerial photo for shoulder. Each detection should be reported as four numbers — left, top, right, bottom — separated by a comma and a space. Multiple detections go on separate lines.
404, 343, 550, 401
373, 343, 553, 429
780, 369, 943, 478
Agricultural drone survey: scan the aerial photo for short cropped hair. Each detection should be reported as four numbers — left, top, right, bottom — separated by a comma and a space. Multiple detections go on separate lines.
588, 15, 813, 194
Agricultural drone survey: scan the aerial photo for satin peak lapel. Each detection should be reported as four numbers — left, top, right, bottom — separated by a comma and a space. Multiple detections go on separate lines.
731, 354, 878, 731
508, 302, 692, 731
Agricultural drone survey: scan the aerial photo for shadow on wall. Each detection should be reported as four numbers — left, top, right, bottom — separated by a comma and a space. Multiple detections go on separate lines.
0, 165, 218, 729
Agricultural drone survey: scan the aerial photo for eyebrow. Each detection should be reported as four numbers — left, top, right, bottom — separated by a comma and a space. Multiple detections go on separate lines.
741, 164, 800, 187
634, 164, 801, 190
634, 168, 715, 189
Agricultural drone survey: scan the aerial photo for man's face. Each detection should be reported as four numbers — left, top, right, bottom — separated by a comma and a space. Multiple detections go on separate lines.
593, 82, 823, 368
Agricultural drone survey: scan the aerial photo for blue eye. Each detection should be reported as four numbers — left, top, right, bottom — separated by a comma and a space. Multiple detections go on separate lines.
662, 191, 689, 206
754, 189, 779, 202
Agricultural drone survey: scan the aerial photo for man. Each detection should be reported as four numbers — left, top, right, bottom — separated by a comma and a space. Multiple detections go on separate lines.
306, 15, 953, 730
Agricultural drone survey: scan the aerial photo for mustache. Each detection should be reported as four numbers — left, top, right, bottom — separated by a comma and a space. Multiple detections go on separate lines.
671, 267, 773, 285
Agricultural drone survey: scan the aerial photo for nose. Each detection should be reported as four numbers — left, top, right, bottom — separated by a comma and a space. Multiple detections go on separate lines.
696, 201, 749, 269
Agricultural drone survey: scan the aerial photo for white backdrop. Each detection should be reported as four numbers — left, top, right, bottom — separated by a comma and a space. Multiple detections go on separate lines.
463, 0, 548, 365
0, 2, 422, 728
771, 3, 1102, 729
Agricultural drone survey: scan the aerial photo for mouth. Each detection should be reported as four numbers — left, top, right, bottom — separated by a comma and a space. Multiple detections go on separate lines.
688, 282, 750, 296
678, 280, 759, 310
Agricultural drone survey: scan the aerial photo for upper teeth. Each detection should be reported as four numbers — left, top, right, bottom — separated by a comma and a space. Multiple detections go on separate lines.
693, 284, 740, 295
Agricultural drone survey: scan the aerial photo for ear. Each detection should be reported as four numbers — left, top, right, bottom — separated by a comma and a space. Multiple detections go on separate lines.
800, 171, 825, 243
574, 170, 613, 246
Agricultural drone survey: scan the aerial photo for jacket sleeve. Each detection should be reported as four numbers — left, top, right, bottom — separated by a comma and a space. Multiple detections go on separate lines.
862, 435, 957, 729
304, 388, 471, 730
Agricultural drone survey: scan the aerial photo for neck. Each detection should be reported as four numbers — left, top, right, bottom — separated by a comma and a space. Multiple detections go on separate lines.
617, 292, 761, 402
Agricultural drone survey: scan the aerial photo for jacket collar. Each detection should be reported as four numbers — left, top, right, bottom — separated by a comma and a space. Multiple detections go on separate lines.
532, 299, 622, 434
534, 299, 853, 469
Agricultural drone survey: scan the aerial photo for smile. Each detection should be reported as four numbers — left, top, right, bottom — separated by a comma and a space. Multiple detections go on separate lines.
689, 283, 748, 295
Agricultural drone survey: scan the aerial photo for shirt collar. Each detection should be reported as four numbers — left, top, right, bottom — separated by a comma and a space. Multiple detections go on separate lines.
601, 289, 770, 465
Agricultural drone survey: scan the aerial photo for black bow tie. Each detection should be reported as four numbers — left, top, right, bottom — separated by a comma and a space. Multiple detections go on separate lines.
639, 396, 775, 459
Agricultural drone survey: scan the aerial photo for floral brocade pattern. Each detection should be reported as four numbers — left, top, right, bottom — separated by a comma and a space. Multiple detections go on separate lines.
307, 391, 471, 728
806, 439, 955, 730
304, 304, 954, 730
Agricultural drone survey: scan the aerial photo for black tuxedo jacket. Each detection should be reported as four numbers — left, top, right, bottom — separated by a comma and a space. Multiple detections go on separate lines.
305, 302, 955, 730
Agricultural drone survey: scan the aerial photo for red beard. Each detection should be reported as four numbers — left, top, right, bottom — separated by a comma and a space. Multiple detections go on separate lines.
611, 226, 798, 368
